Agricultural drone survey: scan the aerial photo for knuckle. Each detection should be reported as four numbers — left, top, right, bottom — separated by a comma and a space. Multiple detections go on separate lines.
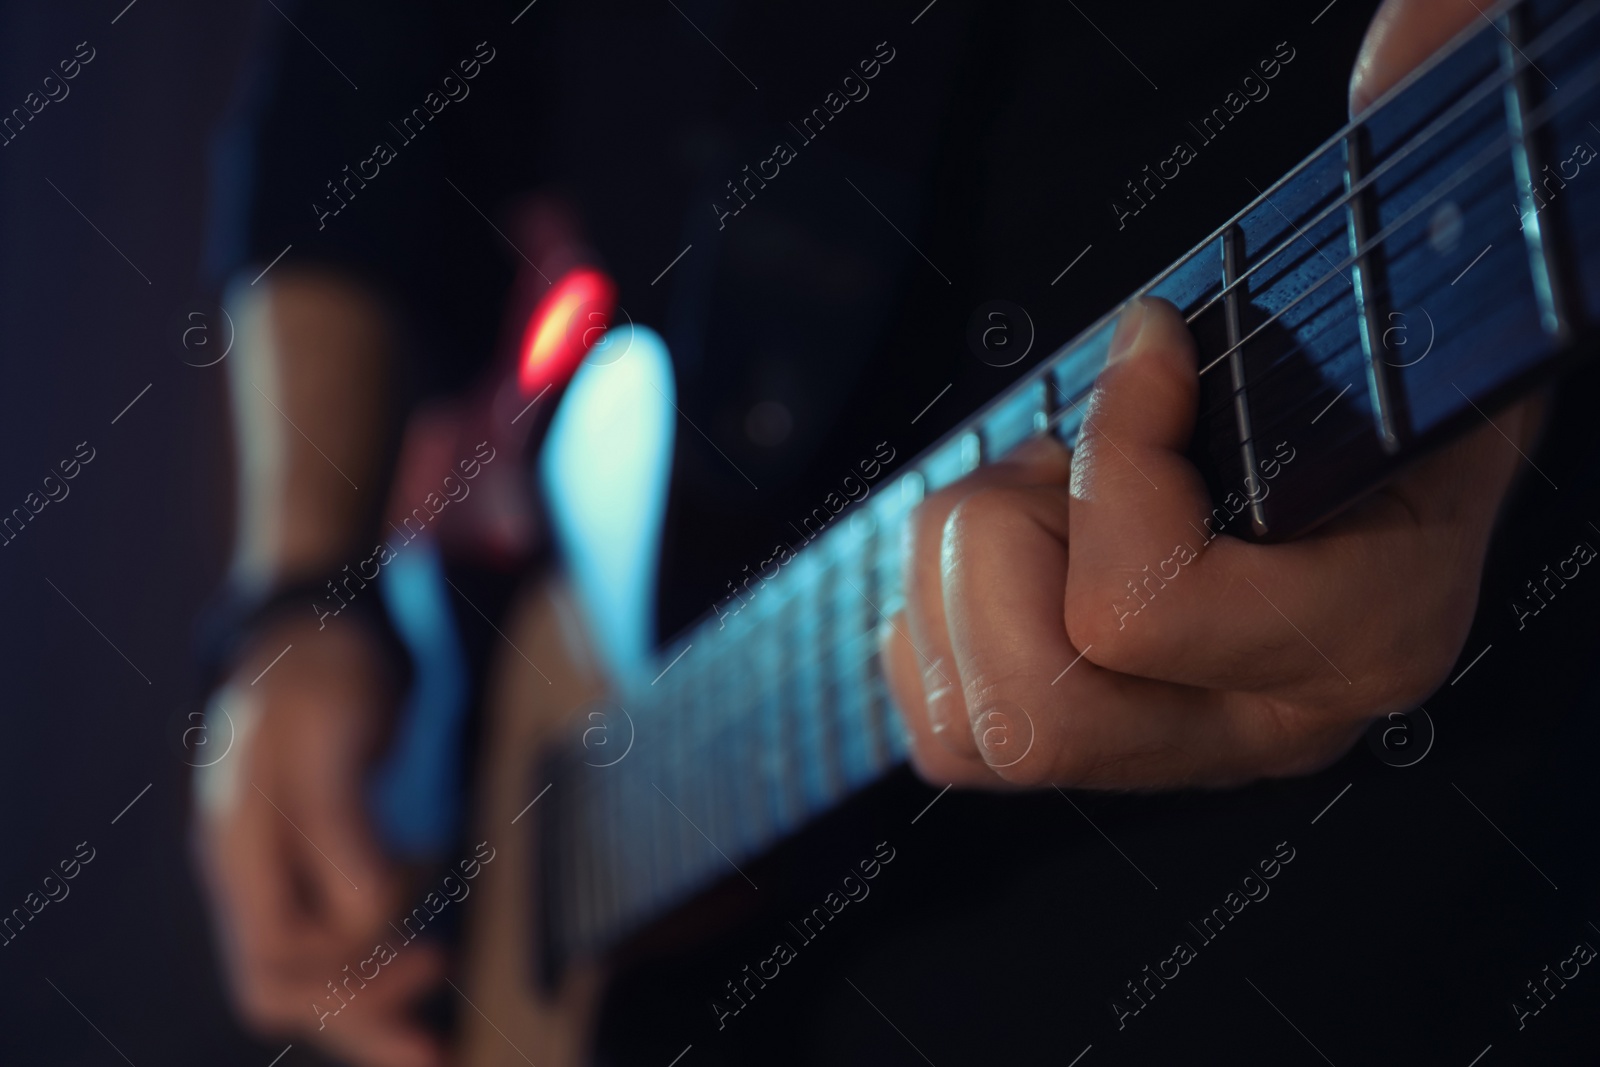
942, 486, 1025, 550
965, 678, 1053, 786
1063, 579, 1140, 672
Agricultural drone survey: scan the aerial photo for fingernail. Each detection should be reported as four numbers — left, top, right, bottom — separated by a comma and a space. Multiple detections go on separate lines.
1106, 298, 1148, 365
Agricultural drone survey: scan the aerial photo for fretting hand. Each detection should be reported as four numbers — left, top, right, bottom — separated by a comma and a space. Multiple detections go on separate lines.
881, 0, 1545, 791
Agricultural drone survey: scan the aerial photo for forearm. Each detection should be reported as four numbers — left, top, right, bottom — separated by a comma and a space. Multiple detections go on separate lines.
224, 269, 399, 588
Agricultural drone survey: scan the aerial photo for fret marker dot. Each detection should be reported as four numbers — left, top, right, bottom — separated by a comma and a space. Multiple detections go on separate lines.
1429, 201, 1463, 255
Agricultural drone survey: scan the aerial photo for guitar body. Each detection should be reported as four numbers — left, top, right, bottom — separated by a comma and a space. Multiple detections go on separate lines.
455, 318, 680, 1065
456, 574, 605, 1067
452, 571, 927, 1067
441, 1, 1600, 1061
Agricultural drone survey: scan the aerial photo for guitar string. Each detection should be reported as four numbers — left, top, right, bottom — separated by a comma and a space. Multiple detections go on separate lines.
1195, 68, 1596, 379
560, 3, 1599, 935
1026, 40, 1600, 436
597, 80, 1557, 857
601, 33, 1600, 857
589, 540, 899, 894
592, 135, 1565, 914
585, 43, 1600, 852
1181, 0, 1598, 329
1066, 0, 1539, 344
1187, 159, 1523, 433
623, 0, 1599, 704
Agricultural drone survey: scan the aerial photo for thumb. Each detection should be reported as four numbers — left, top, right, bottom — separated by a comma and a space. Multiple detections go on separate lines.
1068, 297, 1203, 509
1065, 297, 1220, 650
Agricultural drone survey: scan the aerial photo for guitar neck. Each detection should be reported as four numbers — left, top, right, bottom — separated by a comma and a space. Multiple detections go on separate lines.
538, 0, 1600, 975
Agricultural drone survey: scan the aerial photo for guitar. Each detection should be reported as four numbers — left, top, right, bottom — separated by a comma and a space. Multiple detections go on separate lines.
450, 0, 1600, 1061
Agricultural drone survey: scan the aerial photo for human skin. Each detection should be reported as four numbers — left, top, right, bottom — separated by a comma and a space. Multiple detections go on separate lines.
196, 3, 1536, 1064
881, 0, 1546, 791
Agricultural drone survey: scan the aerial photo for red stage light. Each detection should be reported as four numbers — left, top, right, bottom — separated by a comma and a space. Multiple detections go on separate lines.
518, 267, 617, 396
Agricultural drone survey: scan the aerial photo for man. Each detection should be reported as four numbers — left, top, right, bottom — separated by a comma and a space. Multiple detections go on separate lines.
194, 1, 1549, 1064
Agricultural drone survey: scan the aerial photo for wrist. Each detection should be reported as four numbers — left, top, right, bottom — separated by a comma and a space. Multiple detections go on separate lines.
195, 571, 412, 696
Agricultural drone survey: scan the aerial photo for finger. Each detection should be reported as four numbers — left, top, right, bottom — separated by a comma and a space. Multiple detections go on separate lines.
313, 945, 449, 1067
285, 717, 400, 942
942, 482, 1367, 786
939, 478, 1072, 774
1063, 298, 1293, 689
939, 481, 1273, 787
206, 750, 342, 1010
1350, 0, 1482, 115
901, 436, 1072, 758
1064, 300, 1426, 702
880, 613, 997, 786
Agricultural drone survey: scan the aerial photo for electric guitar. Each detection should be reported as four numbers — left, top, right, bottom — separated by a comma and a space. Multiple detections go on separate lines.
451, 1, 1600, 1061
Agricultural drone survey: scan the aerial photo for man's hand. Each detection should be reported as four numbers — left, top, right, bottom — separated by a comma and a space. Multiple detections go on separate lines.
194, 618, 446, 1067
882, 0, 1543, 791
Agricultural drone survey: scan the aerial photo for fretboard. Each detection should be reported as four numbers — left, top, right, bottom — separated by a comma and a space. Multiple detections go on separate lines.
537, 0, 1600, 976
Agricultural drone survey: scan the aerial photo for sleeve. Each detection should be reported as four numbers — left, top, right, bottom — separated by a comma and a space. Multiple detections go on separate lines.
203, 0, 507, 396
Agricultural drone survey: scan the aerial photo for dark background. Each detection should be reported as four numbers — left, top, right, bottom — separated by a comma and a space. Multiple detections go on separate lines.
2, 1, 1596, 1064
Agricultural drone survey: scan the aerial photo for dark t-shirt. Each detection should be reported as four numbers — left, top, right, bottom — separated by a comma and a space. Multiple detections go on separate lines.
208, 5, 1600, 1065
209, 0, 1365, 637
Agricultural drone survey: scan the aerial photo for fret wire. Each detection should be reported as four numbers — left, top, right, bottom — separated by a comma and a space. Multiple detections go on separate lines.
728, 646, 764, 855
814, 557, 844, 799
773, 583, 805, 825
699, 655, 729, 870
1192, 8, 1600, 377
638, 750, 664, 920
795, 554, 830, 810
1046, 190, 1490, 456
646, 683, 679, 902
736, 575, 778, 829
1252, 177, 1531, 434
695, 650, 736, 862
1221, 225, 1270, 537
670, 672, 700, 891
662, 520, 902, 802
859, 597, 889, 777
699, 657, 729, 869
835, 520, 879, 783
619, 0, 1598, 708
669, 664, 705, 882
1182, 0, 1592, 332
1343, 124, 1406, 454
646, 716, 678, 908
731, 630, 771, 851
622, 31, 1596, 752
1500, 4, 1577, 341
1203, 0, 1587, 329
1195, 83, 1555, 379
553, 0, 1600, 960
1141, 10, 1480, 345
